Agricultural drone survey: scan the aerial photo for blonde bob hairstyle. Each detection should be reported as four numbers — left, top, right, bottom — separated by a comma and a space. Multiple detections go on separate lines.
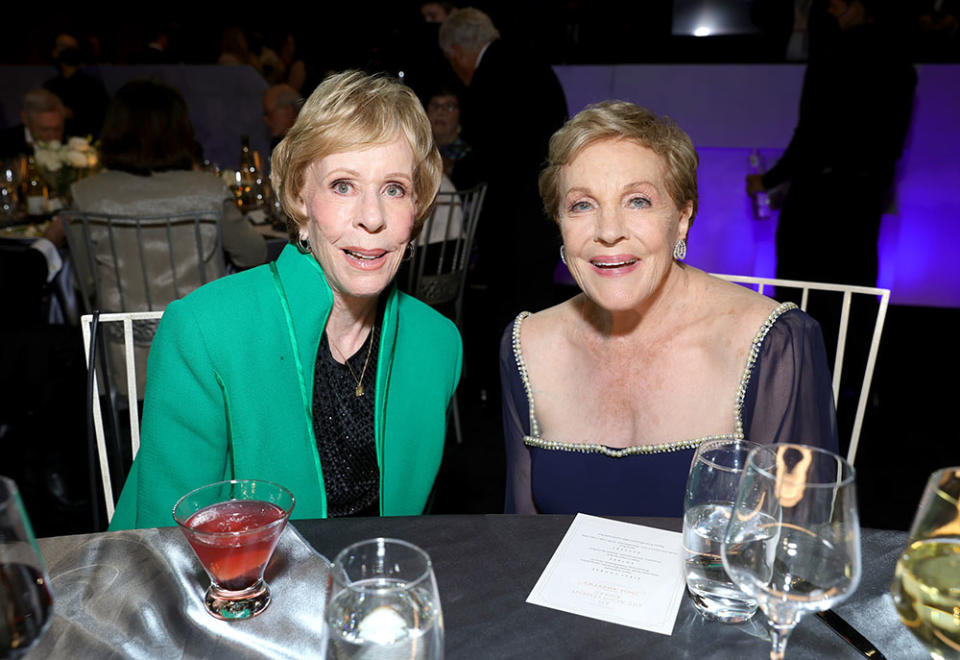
539, 101, 699, 228
271, 70, 443, 240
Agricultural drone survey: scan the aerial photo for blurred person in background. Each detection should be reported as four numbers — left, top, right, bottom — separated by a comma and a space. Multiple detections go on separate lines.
439, 7, 568, 401
421, 1, 456, 23
426, 87, 469, 177
43, 33, 109, 139
263, 84, 302, 150
0, 88, 65, 158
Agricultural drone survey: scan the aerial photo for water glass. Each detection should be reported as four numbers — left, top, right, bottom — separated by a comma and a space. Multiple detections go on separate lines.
890, 467, 960, 659
327, 538, 444, 660
173, 479, 295, 620
682, 438, 761, 623
0, 476, 54, 658
722, 444, 861, 659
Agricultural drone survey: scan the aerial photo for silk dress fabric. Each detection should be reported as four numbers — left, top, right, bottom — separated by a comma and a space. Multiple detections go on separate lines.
501, 305, 840, 516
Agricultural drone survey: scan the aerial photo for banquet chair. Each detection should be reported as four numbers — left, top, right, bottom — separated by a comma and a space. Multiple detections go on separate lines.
62, 210, 225, 397
62, 210, 226, 315
710, 274, 890, 466
407, 183, 487, 445
81, 310, 163, 527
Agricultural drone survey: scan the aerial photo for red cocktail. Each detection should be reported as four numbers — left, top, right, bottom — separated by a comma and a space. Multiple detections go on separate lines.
174, 480, 295, 620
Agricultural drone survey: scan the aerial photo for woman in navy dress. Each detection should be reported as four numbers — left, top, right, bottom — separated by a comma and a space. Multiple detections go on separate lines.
501, 102, 838, 516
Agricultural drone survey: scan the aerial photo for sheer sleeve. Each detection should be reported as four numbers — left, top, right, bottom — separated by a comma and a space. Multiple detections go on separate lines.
500, 319, 536, 514
740, 309, 839, 453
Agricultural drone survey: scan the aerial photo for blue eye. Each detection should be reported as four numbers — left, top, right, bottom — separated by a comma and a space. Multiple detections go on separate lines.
333, 181, 352, 194
569, 200, 592, 213
384, 183, 406, 198
628, 196, 651, 209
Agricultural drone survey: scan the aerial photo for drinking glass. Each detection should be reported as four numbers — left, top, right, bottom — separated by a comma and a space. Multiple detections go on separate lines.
721, 444, 861, 659
173, 479, 295, 620
890, 467, 960, 659
682, 438, 761, 622
326, 538, 444, 659
0, 476, 54, 659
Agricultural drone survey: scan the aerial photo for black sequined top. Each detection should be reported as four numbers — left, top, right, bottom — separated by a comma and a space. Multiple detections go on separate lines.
312, 318, 382, 518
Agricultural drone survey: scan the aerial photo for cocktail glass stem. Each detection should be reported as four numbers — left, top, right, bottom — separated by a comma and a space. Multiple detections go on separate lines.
769, 623, 794, 660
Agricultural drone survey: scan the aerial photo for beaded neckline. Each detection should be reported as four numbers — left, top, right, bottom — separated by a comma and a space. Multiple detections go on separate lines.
511, 301, 798, 458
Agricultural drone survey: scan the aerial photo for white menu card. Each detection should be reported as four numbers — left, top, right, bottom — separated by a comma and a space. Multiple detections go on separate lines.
527, 513, 685, 635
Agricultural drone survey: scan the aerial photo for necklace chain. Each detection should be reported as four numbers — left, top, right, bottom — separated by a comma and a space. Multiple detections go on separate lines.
331, 326, 375, 397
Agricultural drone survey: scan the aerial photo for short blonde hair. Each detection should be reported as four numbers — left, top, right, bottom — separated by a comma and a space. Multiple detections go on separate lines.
271, 70, 443, 240
539, 101, 699, 228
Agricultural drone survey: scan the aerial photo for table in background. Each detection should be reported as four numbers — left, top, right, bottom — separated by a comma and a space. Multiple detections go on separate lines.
34, 515, 924, 659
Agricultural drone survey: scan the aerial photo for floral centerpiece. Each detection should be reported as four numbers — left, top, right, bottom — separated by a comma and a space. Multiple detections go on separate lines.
34, 136, 100, 199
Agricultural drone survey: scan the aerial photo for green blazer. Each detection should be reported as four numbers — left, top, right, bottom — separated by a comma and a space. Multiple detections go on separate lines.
110, 245, 462, 530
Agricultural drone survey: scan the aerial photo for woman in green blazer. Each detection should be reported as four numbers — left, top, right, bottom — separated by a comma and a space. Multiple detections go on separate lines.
111, 71, 462, 530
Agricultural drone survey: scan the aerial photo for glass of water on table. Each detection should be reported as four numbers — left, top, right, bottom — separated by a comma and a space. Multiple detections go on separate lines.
326, 538, 443, 659
682, 438, 760, 623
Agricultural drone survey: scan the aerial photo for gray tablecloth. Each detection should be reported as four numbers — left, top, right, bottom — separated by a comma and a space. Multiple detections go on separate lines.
33, 515, 926, 659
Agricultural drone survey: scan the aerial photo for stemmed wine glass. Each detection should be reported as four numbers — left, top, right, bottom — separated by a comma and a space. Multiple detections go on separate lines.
890, 467, 960, 659
721, 444, 861, 659
0, 476, 54, 659
326, 538, 444, 659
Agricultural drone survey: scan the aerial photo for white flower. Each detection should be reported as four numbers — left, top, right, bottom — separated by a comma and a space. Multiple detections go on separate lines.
35, 149, 62, 172
41, 140, 62, 151
67, 136, 91, 151
65, 150, 89, 168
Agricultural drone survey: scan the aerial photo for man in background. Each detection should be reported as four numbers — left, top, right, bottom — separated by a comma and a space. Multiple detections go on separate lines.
439, 7, 568, 399
262, 84, 301, 150
0, 89, 66, 158
43, 33, 109, 139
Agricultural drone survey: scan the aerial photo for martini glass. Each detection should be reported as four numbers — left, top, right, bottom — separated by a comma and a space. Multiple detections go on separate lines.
173, 479, 294, 620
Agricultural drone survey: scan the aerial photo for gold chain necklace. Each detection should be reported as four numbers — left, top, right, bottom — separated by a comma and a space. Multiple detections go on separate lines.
331, 325, 376, 397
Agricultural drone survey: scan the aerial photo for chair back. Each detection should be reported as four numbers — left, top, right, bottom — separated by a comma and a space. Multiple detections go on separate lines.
81, 310, 163, 526
711, 274, 890, 466
62, 210, 225, 314
407, 183, 487, 326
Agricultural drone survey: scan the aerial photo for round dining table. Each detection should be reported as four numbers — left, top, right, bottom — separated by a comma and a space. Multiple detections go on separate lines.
31, 515, 926, 659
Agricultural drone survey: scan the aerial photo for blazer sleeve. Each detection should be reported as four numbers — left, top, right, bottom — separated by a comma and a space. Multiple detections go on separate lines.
110, 299, 231, 530
740, 309, 840, 454
499, 320, 536, 514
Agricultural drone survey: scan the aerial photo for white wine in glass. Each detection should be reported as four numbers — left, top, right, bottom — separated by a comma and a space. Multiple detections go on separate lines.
721, 444, 861, 660
890, 467, 960, 659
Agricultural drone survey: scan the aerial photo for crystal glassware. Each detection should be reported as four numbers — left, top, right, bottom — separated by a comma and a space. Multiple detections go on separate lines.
721, 444, 861, 659
682, 438, 761, 623
0, 476, 54, 659
890, 467, 960, 659
326, 538, 444, 659
173, 479, 294, 620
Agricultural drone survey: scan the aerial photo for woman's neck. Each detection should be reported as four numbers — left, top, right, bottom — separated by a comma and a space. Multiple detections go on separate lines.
325, 292, 379, 361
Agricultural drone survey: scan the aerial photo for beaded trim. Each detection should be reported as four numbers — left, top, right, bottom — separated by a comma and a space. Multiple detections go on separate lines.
511, 301, 798, 457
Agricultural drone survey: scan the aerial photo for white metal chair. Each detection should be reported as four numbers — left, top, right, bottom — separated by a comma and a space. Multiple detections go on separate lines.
81, 310, 163, 525
408, 183, 487, 445
710, 274, 890, 466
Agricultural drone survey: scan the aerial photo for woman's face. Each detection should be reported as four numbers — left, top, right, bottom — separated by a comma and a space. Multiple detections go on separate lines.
295, 136, 416, 303
427, 95, 460, 143
558, 138, 691, 312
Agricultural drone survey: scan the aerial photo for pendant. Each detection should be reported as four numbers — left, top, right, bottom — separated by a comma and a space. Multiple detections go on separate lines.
355, 384, 364, 397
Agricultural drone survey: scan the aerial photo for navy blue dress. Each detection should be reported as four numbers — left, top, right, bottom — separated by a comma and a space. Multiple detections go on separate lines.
500, 304, 839, 516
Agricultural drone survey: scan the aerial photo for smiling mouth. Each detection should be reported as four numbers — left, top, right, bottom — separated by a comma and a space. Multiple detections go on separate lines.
344, 249, 384, 261
591, 258, 638, 269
